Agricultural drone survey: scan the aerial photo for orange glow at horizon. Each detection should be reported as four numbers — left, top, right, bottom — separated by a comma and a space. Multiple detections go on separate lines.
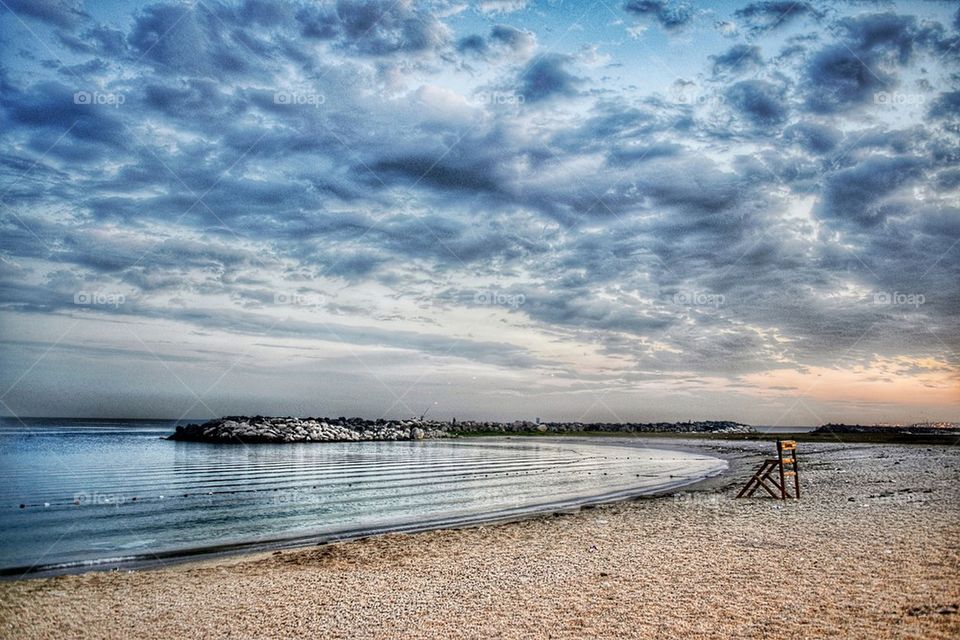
741, 356, 960, 407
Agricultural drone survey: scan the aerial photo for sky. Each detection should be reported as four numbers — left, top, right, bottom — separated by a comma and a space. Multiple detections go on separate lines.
0, 0, 958, 425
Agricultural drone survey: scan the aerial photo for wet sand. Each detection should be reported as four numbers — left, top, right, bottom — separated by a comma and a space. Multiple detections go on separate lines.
1, 438, 958, 639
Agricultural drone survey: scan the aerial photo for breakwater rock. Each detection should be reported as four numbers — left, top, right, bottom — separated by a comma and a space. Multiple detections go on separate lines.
169, 417, 445, 443
168, 417, 754, 443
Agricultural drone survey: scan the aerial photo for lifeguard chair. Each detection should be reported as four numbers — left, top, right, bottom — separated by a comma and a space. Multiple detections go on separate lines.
736, 440, 800, 500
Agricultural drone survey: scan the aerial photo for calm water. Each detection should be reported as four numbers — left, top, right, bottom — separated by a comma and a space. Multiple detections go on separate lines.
0, 419, 726, 576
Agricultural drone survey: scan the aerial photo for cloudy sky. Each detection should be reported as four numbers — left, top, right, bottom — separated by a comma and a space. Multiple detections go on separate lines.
0, 0, 958, 425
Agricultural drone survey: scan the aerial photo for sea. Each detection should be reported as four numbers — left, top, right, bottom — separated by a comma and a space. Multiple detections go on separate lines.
0, 417, 727, 577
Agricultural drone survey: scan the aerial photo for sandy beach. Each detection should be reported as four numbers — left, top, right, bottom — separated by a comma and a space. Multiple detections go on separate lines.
1, 437, 958, 639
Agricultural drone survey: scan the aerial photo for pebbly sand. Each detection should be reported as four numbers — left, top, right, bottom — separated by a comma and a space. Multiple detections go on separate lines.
0, 438, 958, 639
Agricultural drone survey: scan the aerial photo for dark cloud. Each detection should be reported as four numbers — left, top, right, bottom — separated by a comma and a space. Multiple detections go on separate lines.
928, 90, 960, 120
456, 34, 488, 55
335, 0, 450, 56
607, 142, 683, 165
516, 54, 584, 103
370, 155, 503, 193
238, 0, 289, 27
726, 79, 788, 126
815, 155, 925, 229
733, 1, 824, 33
1, 81, 127, 149
837, 12, 920, 65
936, 169, 960, 191
801, 12, 937, 114
623, 1, 694, 31
635, 157, 749, 215
489, 24, 534, 53
782, 121, 841, 154
4, 0, 88, 28
143, 79, 234, 118
457, 24, 535, 59
802, 44, 890, 114
128, 3, 251, 77
56, 25, 128, 57
710, 44, 763, 75
295, 5, 339, 40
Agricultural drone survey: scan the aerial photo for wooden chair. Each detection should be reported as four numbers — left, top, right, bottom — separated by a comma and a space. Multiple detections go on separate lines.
736, 440, 800, 499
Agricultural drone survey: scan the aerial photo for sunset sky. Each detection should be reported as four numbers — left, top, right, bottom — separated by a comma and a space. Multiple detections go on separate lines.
0, 0, 958, 425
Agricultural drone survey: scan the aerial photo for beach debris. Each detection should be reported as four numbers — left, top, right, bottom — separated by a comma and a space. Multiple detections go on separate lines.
906, 603, 958, 617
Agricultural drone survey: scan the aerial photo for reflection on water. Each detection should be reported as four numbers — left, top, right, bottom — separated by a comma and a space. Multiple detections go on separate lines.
0, 419, 726, 575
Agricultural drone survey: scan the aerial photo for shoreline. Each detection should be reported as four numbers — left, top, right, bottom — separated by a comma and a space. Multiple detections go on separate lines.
2, 438, 958, 639
2, 438, 731, 579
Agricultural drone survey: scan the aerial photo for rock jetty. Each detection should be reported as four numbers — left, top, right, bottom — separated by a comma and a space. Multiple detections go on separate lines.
168, 417, 443, 443
168, 416, 754, 443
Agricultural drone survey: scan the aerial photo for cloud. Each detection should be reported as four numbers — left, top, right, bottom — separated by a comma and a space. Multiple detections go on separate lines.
516, 54, 584, 103
4, 0, 87, 28
607, 141, 683, 165
457, 24, 536, 60
783, 121, 841, 154
802, 45, 889, 114
371, 155, 502, 193
295, 5, 339, 40
0, 0, 957, 422
335, 0, 451, 56
456, 34, 488, 55
489, 24, 536, 57
56, 24, 128, 57
815, 155, 925, 229
837, 12, 921, 65
726, 79, 788, 126
128, 3, 251, 77
928, 90, 960, 120
623, 1, 694, 31
710, 44, 763, 75
733, 1, 823, 33
801, 12, 936, 114
1, 81, 127, 149
477, 0, 529, 15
